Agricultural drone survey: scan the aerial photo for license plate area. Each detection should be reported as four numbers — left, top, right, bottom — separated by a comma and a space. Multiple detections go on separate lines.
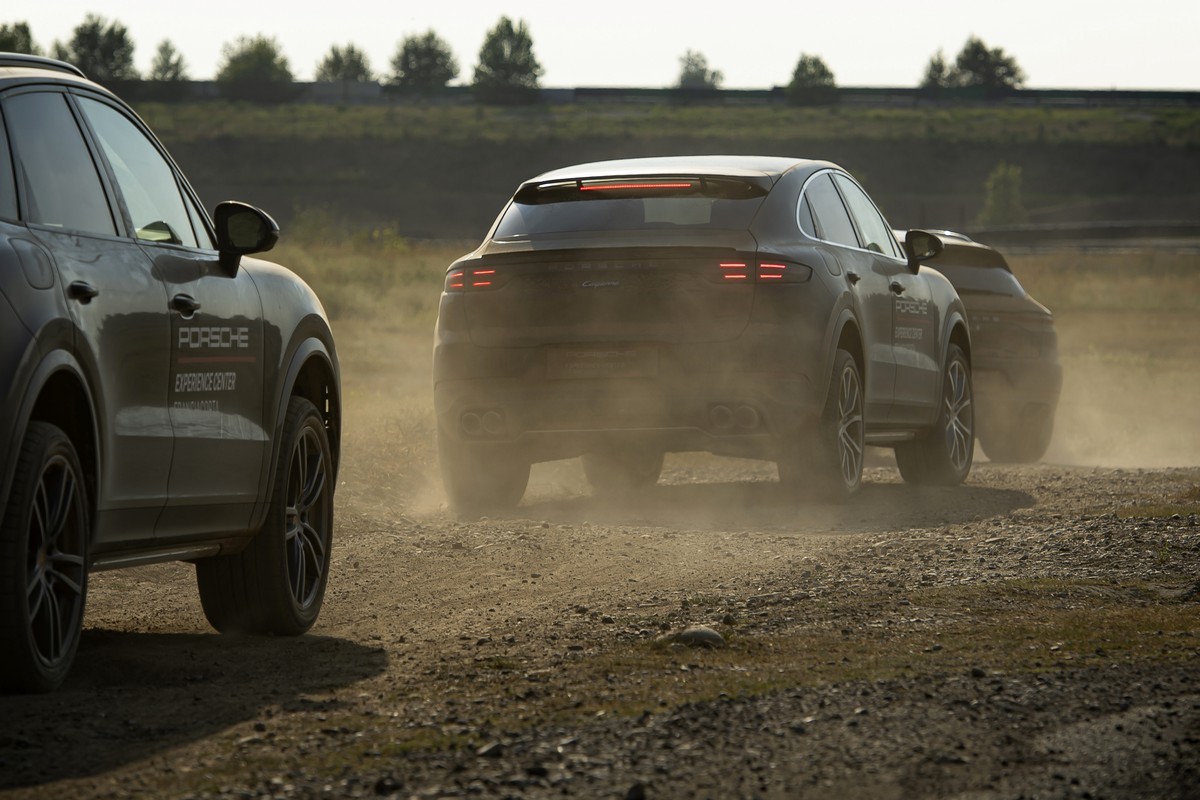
546, 344, 659, 380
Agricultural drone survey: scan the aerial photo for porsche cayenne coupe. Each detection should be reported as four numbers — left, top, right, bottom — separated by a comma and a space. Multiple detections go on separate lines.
923, 231, 1060, 462
434, 155, 974, 511
0, 55, 340, 691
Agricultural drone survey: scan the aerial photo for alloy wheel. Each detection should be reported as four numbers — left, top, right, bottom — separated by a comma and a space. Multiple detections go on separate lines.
26, 453, 87, 671
285, 426, 329, 612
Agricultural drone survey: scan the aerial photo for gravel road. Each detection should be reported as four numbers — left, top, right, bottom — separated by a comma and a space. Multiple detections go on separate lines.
2, 455, 1197, 800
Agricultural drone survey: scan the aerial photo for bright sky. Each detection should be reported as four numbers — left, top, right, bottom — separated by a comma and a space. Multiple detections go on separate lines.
12, 1, 1200, 90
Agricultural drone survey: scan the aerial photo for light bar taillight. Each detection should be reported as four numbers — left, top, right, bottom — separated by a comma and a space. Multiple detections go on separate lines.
717, 259, 812, 284
579, 180, 697, 192
445, 266, 504, 292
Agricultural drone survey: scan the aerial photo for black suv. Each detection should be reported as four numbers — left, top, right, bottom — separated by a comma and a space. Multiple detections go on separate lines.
0, 55, 341, 692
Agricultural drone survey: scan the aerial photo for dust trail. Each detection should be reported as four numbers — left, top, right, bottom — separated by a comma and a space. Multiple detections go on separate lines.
1041, 309, 1200, 469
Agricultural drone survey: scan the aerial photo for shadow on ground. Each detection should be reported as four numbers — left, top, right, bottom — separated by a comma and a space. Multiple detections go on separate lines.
0, 631, 386, 789
515, 474, 1034, 534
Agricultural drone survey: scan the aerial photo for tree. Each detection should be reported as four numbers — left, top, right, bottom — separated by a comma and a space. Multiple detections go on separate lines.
216, 35, 295, 103
0, 22, 39, 55
59, 14, 137, 82
316, 43, 373, 82
676, 50, 722, 89
391, 30, 458, 91
919, 49, 951, 91
976, 162, 1028, 226
954, 36, 1025, 93
787, 53, 837, 105
148, 39, 188, 82
473, 16, 542, 104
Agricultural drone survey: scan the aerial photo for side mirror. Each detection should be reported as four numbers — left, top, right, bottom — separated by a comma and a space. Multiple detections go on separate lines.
214, 201, 279, 274
904, 229, 943, 270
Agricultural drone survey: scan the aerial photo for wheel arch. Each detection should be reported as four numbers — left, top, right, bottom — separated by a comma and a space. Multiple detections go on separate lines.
826, 309, 864, 401
4, 352, 99, 528
273, 336, 341, 480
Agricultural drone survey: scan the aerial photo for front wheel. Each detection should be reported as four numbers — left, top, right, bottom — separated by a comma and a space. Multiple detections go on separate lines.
896, 343, 974, 486
0, 422, 90, 693
196, 396, 335, 635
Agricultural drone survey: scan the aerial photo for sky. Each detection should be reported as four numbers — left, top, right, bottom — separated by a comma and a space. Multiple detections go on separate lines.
12, 1, 1200, 90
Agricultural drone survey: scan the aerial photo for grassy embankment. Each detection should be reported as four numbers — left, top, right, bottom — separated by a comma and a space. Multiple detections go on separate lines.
142, 102, 1200, 239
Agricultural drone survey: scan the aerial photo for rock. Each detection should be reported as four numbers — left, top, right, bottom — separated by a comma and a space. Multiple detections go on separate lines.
476, 741, 505, 758
373, 775, 403, 795
666, 626, 726, 649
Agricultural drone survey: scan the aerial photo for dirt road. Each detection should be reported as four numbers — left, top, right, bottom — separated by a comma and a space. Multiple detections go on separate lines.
1, 307, 1198, 799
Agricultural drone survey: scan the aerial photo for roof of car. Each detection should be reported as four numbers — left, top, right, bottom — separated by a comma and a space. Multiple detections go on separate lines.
528, 155, 827, 185
0, 53, 85, 77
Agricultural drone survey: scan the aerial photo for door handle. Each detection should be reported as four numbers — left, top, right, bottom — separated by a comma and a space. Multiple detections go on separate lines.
171, 293, 202, 316
890, 281, 906, 294
67, 281, 99, 304
846, 271, 861, 285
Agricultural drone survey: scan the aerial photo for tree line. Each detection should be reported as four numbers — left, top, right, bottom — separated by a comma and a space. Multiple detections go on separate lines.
1, 15, 1026, 104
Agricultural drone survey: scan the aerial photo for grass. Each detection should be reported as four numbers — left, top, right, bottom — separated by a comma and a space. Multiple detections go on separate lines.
137, 102, 1200, 149
1115, 484, 1200, 519
1008, 248, 1200, 312
269, 226, 1200, 327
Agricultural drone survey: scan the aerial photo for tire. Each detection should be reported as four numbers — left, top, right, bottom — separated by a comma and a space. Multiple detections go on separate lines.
0, 422, 89, 693
196, 397, 334, 635
979, 403, 1055, 463
895, 343, 975, 486
778, 348, 864, 502
582, 447, 664, 496
438, 431, 530, 513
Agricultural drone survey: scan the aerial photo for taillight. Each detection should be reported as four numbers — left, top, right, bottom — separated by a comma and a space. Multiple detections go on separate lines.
716, 259, 812, 284
445, 266, 504, 292
719, 262, 750, 281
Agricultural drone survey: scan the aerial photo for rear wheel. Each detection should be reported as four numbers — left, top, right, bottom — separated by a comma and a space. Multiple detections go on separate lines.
582, 447, 664, 496
0, 422, 89, 693
979, 402, 1055, 463
438, 432, 530, 513
896, 344, 974, 486
196, 397, 334, 635
778, 348, 864, 502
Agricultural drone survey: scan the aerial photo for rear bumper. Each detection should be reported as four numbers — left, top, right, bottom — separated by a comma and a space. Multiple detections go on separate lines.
434, 366, 820, 464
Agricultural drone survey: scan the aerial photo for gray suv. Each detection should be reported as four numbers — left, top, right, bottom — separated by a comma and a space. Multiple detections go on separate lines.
0, 54, 341, 692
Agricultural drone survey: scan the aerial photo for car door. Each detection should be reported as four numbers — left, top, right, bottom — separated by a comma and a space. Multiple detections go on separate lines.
3, 89, 171, 546
829, 174, 940, 425
803, 172, 895, 421
74, 95, 268, 539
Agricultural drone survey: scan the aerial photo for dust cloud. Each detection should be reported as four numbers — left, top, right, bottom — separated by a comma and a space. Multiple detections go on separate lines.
1040, 309, 1200, 469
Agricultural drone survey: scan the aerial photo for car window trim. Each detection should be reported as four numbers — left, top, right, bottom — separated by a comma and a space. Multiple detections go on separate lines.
66, 87, 217, 250
796, 169, 907, 264
0, 85, 124, 239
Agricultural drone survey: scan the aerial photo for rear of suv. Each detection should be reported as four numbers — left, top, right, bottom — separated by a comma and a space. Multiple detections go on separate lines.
0, 54, 341, 692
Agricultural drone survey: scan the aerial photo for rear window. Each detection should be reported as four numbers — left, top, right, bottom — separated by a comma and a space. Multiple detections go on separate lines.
935, 263, 1026, 297
494, 177, 768, 238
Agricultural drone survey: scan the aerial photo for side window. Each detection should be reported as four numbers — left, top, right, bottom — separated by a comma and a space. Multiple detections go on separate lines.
797, 193, 816, 238
77, 96, 201, 248
832, 173, 904, 259
4, 92, 116, 235
804, 174, 858, 248
0, 107, 16, 220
